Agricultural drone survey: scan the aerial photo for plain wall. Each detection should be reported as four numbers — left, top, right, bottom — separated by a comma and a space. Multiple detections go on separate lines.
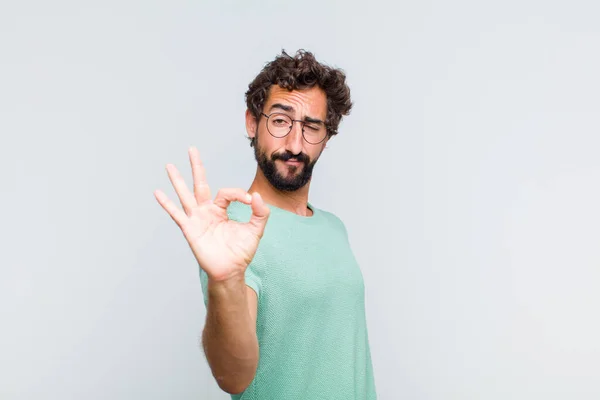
1, 0, 599, 399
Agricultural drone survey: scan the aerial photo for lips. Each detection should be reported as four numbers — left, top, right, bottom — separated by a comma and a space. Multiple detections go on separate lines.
277, 157, 303, 164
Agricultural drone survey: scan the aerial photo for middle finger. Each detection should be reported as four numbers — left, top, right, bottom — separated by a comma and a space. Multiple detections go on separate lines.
189, 147, 212, 204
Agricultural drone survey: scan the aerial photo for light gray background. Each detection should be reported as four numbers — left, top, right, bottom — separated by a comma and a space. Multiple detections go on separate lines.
1, 0, 599, 399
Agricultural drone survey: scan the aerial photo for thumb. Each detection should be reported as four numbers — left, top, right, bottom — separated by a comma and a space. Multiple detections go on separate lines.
247, 192, 270, 237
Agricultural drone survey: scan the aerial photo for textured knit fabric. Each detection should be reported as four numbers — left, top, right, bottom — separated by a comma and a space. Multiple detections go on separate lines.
199, 201, 377, 400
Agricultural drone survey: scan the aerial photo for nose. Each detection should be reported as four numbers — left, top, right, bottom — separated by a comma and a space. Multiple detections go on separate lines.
284, 120, 304, 155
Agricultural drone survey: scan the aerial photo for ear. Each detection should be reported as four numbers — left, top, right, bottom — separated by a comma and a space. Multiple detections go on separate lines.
245, 109, 258, 139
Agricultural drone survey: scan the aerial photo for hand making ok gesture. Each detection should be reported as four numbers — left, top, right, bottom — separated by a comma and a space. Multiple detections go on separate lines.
154, 147, 270, 282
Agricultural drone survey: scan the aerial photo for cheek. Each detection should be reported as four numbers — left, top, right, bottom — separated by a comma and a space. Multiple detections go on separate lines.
312, 144, 327, 160
257, 129, 280, 154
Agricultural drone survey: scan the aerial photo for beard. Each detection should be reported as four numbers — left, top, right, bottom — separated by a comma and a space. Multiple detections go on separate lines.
253, 134, 319, 192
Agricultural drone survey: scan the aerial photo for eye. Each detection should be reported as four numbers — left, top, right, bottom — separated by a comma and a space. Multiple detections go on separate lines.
304, 124, 319, 131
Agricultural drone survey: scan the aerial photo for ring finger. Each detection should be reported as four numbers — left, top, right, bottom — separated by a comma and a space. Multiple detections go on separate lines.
166, 163, 197, 215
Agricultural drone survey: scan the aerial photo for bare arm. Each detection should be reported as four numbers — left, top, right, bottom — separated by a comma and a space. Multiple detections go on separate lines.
202, 277, 259, 394
154, 147, 269, 394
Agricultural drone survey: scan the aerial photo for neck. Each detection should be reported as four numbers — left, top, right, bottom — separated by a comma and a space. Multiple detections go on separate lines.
248, 168, 313, 217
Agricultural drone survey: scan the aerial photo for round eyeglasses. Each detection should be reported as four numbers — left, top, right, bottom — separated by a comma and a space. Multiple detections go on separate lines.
260, 112, 328, 145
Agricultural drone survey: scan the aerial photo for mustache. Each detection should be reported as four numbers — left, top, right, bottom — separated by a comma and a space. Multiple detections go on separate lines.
272, 151, 310, 164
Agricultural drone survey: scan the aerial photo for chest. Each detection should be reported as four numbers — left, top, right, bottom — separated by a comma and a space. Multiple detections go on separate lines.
260, 228, 366, 310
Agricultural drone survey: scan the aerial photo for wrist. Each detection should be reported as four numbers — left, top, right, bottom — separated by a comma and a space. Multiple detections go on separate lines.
207, 272, 246, 292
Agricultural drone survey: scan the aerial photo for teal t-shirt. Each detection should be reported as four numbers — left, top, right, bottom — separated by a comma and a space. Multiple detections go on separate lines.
199, 201, 377, 400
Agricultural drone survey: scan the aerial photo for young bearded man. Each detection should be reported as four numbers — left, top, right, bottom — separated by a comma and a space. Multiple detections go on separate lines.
154, 49, 377, 399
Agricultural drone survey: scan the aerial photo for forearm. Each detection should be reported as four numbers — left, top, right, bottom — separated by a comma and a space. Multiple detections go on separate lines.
202, 275, 259, 394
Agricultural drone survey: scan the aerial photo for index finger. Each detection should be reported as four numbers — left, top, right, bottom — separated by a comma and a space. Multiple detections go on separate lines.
189, 146, 212, 204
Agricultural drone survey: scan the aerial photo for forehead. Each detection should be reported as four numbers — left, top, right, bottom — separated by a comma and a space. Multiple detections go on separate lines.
264, 85, 327, 119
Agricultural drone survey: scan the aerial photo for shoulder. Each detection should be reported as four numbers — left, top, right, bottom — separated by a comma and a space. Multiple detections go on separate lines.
314, 205, 349, 235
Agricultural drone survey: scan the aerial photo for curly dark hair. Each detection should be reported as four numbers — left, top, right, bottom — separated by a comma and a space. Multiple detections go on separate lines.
245, 49, 352, 147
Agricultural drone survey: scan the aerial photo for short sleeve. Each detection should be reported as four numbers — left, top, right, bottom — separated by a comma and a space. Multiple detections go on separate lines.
198, 268, 210, 307
198, 253, 264, 308
242, 256, 263, 299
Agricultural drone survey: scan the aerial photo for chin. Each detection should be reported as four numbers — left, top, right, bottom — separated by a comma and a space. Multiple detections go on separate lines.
278, 165, 301, 175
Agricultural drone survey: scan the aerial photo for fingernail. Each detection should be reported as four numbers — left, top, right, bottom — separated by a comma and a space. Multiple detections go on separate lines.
246, 193, 252, 202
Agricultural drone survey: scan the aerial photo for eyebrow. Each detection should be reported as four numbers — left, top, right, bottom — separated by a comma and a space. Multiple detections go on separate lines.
268, 103, 324, 125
